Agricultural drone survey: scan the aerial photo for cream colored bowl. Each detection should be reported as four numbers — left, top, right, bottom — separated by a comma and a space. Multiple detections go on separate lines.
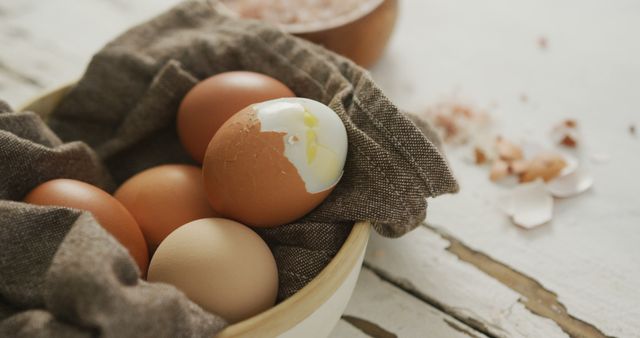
19, 84, 371, 338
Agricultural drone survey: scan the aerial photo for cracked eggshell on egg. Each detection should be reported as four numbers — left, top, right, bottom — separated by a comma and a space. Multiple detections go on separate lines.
202, 98, 348, 227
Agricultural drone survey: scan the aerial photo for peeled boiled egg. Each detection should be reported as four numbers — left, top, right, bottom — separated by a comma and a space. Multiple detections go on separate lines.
114, 164, 218, 253
177, 71, 295, 163
203, 97, 348, 227
147, 218, 278, 323
24, 179, 149, 274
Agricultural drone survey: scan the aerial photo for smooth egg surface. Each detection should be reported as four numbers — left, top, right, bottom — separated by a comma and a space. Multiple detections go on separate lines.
147, 218, 278, 323
24, 178, 149, 274
114, 164, 218, 253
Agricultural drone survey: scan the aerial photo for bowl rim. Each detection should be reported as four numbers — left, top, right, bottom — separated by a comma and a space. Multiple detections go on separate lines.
215, 0, 386, 34
19, 83, 372, 337
217, 220, 369, 337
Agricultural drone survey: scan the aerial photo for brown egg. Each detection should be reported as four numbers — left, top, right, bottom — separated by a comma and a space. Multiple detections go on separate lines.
114, 164, 218, 253
24, 179, 149, 274
202, 98, 348, 227
177, 71, 295, 163
147, 218, 278, 323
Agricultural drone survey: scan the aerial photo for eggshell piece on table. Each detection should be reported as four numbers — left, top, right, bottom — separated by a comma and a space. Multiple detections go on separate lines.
114, 164, 217, 253
24, 178, 149, 274
547, 168, 594, 198
508, 179, 553, 229
519, 152, 567, 183
147, 218, 278, 323
202, 97, 348, 227
177, 71, 295, 163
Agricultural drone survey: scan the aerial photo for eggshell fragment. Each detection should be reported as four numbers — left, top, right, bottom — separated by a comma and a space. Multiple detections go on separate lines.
490, 160, 509, 181
24, 179, 149, 274
520, 152, 567, 183
551, 119, 579, 148
423, 101, 492, 145
147, 218, 278, 323
559, 154, 579, 177
496, 137, 523, 162
509, 180, 554, 229
547, 168, 594, 198
474, 147, 487, 164
508, 159, 529, 175
498, 193, 516, 216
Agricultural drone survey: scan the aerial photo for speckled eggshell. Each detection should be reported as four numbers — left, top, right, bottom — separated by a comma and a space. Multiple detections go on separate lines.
147, 218, 278, 323
24, 178, 149, 274
114, 164, 218, 253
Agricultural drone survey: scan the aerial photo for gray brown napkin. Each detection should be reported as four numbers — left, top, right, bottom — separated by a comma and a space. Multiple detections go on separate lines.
0, 0, 457, 336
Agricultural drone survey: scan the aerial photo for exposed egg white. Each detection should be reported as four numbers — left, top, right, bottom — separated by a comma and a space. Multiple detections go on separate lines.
254, 98, 348, 194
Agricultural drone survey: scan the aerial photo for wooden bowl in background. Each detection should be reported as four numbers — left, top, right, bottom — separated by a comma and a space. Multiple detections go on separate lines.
19, 84, 371, 338
293, 0, 398, 68
219, 0, 399, 68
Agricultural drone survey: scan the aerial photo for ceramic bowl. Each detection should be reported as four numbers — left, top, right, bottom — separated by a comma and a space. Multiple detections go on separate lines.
19, 84, 371, 338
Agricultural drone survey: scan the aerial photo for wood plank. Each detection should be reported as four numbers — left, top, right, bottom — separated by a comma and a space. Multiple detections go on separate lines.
332, 268, 487, 338
330, 320, 369, 338
368, 0, 640, 336
0, 0, 181, 106
364, 227, 568, 338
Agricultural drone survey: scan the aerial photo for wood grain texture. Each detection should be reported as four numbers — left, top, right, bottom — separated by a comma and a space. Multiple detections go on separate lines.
365, 227, 569, 338
342, 315, 397, 338
339, 268, 487, 338
330, 320, 370, 338
0, 0, 180, 106
369, 0, 640, 337
436, 225, 610, 338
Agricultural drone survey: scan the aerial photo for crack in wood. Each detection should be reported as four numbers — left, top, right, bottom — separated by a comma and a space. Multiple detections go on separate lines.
362, 264, 499, 338
427, 224, 614, 338
342, 315, 398, 338
443, 318, 484, 338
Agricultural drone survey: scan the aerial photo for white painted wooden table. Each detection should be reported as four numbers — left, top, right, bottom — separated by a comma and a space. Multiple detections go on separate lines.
1, 1, 638, 337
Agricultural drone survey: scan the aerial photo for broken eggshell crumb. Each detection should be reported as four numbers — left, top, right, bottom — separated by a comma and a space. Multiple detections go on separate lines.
490, 160, 509, 181
470, 135, 498, 164
474, 147, 488, 165
547, 168, 594, 198
558, 153, 579, 176
498, 192, 516, 216
519, 152, 567, 183
508, 179, 554, 229
508, 159, 529, 175
424, 100, 492, 145
496, 136, 524, 162
551, 119, 579, 148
